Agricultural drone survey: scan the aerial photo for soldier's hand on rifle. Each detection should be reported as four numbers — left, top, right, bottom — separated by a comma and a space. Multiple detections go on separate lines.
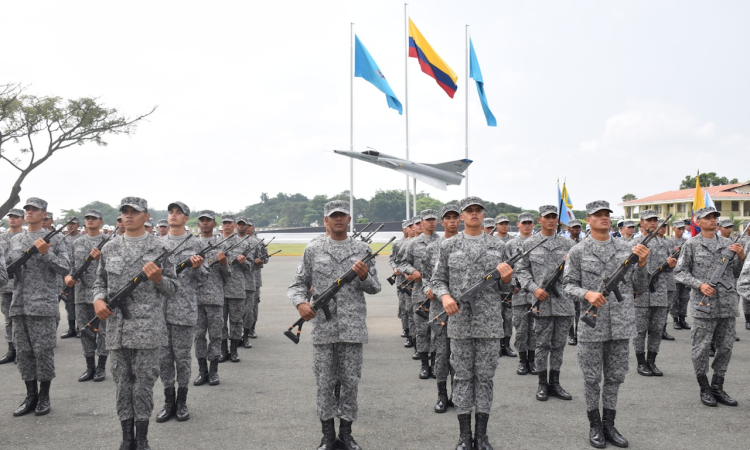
217, 251, 227, 266
426, 289, 434, 301
90, 247, 101, 260
237, 255, 247, 264
497, 262, 513, 284
255, 257, 263, 266
35, 238, 50, 255
442, 295, 459, 316
297, 302, 316, 320
700, 283, 716, 297
352, 260, 368, 280
410, 270, 422, 282
393, 270, 402, 276
667, 257, 677, 269
190, 255, 203, 269
632, 244, 650, 268
534, 288, 549, 301
584, 291, 607, 308
64, 275, 76, 287
94, 298, 112, 320
729, 243, 745, 261
143, 261, 163, 283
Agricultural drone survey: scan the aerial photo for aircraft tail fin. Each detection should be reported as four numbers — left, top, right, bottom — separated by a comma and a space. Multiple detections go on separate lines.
426, 159, 472, 174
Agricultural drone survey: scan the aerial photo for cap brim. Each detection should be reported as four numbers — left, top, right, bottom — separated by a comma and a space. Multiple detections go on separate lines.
325, 209, 349, 217
589, 207, 613, 215
119, 203, 145, 212
168, 203, 187, 215
461, 202, 484, 211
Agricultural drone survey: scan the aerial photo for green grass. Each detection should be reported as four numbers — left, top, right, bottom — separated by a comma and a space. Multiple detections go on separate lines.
267, 242, 393, 256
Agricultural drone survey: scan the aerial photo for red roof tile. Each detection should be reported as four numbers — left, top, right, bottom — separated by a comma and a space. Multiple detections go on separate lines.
622, 183, 750, 205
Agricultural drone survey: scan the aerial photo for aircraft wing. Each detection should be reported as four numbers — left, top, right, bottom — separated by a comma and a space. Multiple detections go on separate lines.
394, 168, 449, 190
425, 159, 472, 174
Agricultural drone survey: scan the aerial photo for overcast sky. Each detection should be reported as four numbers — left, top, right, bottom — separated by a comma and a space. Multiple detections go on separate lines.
2, 1, 748, 219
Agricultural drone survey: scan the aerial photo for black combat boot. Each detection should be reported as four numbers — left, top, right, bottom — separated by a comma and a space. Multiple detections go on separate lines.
400, 329, 407, 338
218, 339, 229, 363
673, 316, 682, 330
94, 355, 107, 382
404, 336, 415, 348
435, 381, 449, 413
647, 352, 663, 377
194, 358, 209, 386
120, 418, 135, 450
0, 342, 16, 364
745, 314, 750, 331
602, 408, 628, 447
78, 355, 96, 382
455, 413, 472, 450
419, 352, 431, 379
208, 359, 220, 386
242, 328, 252, 348
338, 419, 361, 450
536, 371, 548, 401
176, 387, 190, 421
13, 380, 38, 416
412, 350, 420, 360
586, 409, 606, 448
501, 337, 517, 357
474, 412, 493, 450
678, 314, 690, 330
35, 381, 51, 415
499, 338, 507, 357
135, 420, 151, 450
230, 339, 240, 362
711, 374, 738, 406
528, 350, 538, 374
661, 324, 675, 341
517, 351, 529, 375
61, 319, 77, 339
430, 352, 436, 378
697, 375, 717, 407
636, 352, 652, 376
318, 418, 337, 450
248, 326, 257, 339
156, 387, 176, 422
567, 325, 578, 345
547, 370, 572, 400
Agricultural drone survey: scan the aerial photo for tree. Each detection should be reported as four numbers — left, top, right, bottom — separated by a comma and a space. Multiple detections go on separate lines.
368, 189, 407, 222
679, 172, 739, 190
0, 83, 155, 217
622, 193, 637, 202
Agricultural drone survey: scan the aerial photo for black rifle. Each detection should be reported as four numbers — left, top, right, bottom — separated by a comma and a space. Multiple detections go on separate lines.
266, 249, 282, 258
582, 214, 672, 328
229, 238, 264, 265
397, 279, 415, 295
386, 273, 398, 285
360, 223, 385, 243
7, 217, 78, 279
285, 236, 396, 344
208, 234, 252, 268
415, 298, 432, 320
350, 222, 372, 240
647, 247, 681, 293
176, 235, 231, 275
262, 236, 275, 247
695, 225, 746, 314
81, 235, 193, 340
59, 228, 118, 301
527, 259, 566, 318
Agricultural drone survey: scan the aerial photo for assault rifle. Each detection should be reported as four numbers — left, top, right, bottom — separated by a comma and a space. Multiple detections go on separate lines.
386, 273, 398, 285
208, 234, 252, 268
7, 217, 78, 279
176, 235, 231, 275
582, 214, 672, 328
228, 238, 264, 266
695, 225, 746, 314
397, 279, 415, 294
59, 228, 118, 301
266, 249, 282, 258
415, 298, 432, 320
81, 235, 193, 340
527, 259, 566, 318
350, 222, 372, 240
647, 247, 681, 293
360, 224, 384, 244
285, 237, 396, 344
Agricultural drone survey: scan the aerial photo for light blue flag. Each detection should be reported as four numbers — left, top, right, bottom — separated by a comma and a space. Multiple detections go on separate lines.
354, 35, 402, 115
469, 39, 497, 127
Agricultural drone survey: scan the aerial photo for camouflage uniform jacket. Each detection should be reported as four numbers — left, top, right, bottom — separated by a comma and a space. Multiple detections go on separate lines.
631, 234, 670, 307
515, 233, 574, 316
563, 237, 648, 342
504, 235, 531, 305
72, 233, 111, 304
288, 236, 381, 345
93, 233, 178, 350
389, 237, 408, 285
737, 258, 750, 300
0, 242, 6, 290
674, 234, 744, 319
234, 235, 257, 292
196, 236, 231, 306
496, 235, 512, 243
431, 232, 510, 339
163, 233, 207, 326
217, 234, 246, 298
253, 240, 268, 289
399, 233, 441, 305
669, 236, 689, 290
8, 230, 70, 317
422, 236, 447, 316
0, 231, 21, 294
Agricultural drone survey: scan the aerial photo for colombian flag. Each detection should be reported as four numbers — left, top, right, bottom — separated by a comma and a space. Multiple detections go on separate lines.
408, 18, 458, 98
690, 175, 705, 237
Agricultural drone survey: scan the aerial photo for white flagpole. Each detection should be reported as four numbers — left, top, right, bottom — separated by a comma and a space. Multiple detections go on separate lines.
350, 23, 355, 232
404, 3, 411, 220
465, 25, 470, 198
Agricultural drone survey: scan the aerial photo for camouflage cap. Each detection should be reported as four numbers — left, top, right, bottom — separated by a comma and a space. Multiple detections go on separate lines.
517, 212, 535, 223
324, 200, 349, 217
401, 220, 409, 228
539, 205, 558, 217
482, 218, 495, 228
24, 197, 48, 211
197, 210, 216, 220
168, 201, 190, 217
144, 220, 153, 227
719, 219, 734, 228
495, 215, 510, 224
459, 196, 484, 211
405, 219, 413, 227
157, 219, 168, 227
237, 217, 255, 226
672, 219, 686, 228
221, 214, 236, 223
623, 220, 636, 228
568, 219, 582, 228
7, 208, 24, 218
640, 209, 658, 220
66, 215, 80, 224
440, 204, 460, 218
45, 212, 54, 220
616, 220, 624, 227
420, 209, 438, 220
84, 209, 103, 220
119, 197, 148, 212
695, 206, 719, 219
412, 215, 422, 224
586, 200, 613, 215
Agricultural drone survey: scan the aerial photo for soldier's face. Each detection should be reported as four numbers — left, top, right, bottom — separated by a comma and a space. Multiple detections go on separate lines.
422, 218, 437, 233
484, 227, 494, 234
67, 223, 78, 232
640, 217, 658, 233
24, 207, 44, 226
496, 223, 509, 234
586, 211, 611, 232
697, 215, 718, 232
222, 221, 236, 234
402, 227, 409, 237
674, 227, 684, 238
460, 206, 485, 228
442, 212, 460, 233
120, 207, 148, 233
237, 223, 249, 235
324, 212, 350, 234
569, 226, 581, 238
538, 214, 558, 233
198, 218, 215, 234
158, 226, 168, 236
518, 221, 534, 235
168, 207, 188, 227
406, 226, 414, 237
84, 217, 102, 231
720, 227, 732, 237
8, 215, 24, 228
413, 222, 423, 234
248, 225, 255, 234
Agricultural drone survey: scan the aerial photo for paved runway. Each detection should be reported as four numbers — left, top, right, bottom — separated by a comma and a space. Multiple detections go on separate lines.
1, 256, 749, 449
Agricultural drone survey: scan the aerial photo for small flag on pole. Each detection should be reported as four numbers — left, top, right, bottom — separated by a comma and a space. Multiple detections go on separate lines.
354, 35, 402, 114
408, 18, 458, 98
558, 182, 575, 226
690, 172, 706, 237
469, 39, 496, 127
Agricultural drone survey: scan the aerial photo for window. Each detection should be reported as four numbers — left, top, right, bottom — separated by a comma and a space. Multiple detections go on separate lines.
677, 203, 686, 213
745, 201, 750, 216
732, 201, 739, 212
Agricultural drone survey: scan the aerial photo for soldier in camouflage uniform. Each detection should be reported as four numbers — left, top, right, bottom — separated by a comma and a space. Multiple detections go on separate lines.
248, 219, 267, 340
737, 255, 750, 333
42, 211, 54, 231
288, 200, 381, 450
674, 206, 745, 408
563, 200, 650, 449
482, 218, 495, 235
193, 210, 231, 387
738, 224, 750, 330
399, 209, 441, 380
235, 217, 258, 347
398, 216, 423, 359
217, 214, 247, 363
60, 216, 82, 339
516, 205, 575, 403
432, 196, 514, 450
508, 212, 536, 375
630, 210, 675, 377
156, 201, 206, 424
93, 197, 178, 450
567, 219, 584, 346
619, 221, 636, 242
65, 209, 110, 382
0, 208, 24, 365
389, 220, 410, 339
494, 215, 512, 243
670, 220, 692, 330
8, 198, 70, 417
157, 219, 169, 238
494, 214, 516, 357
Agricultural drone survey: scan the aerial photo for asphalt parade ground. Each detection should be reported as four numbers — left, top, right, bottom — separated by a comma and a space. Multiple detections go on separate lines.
1, 256, 749, 449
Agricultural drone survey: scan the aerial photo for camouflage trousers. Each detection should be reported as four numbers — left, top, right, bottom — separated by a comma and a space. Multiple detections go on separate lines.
670, 285, 690, 319
431, 323, 451, 382
398, 291, 409, 331
450, 338, 502, 415
61, 290, 75, 322
160, 324, 194, 388
111, 348, 160, 421
512, 305, 536, 353
634, 306, 667, 354
222, 298, 244, 340
691, 317, 735, 377
571, 301, 581, 335
577, 339, 629, 411
501, 303, 513, 339
194, 305, 223, 361
76, 303, 108, 357
2, 292, 12, 343
534, 316, 572, 372
413, 301, 431, 353
13, 315, 56, 381
243, 290, 255, 329
251, 289, 260, 330
312, 342, 363, 422
743, 297, 750, 319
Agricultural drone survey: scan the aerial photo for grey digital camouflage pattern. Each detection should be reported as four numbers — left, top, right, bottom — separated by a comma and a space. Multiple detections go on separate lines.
577, 339, 629, 410
312, 342, 362, 421
76, 303, 108, 357
163, 233, 206, 326
194, 305, 223, 361
13, 315, 57, 381
111, 348, 160, 421
450, 337, 501, 415
159, 323, 194, 388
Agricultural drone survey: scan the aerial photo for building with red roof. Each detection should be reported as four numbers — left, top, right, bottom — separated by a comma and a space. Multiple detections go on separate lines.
619, 183, 750, 222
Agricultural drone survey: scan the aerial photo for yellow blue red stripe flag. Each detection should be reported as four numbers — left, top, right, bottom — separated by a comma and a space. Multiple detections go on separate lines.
408, 18, 458, 98
558, 182, 575, 225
